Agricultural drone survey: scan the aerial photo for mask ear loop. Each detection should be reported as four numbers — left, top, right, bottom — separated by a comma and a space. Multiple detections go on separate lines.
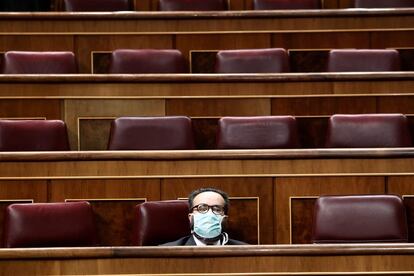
221, 232, 229, 245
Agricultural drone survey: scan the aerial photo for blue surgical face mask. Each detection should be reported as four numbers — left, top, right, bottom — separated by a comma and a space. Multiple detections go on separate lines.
192, 210, 224, 239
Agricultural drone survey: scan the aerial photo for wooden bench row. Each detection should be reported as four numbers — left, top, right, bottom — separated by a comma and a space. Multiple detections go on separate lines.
1, 149, 414, 245
49, 0, 386, 11
0, 10, 413, 73
0, 73, 413, 150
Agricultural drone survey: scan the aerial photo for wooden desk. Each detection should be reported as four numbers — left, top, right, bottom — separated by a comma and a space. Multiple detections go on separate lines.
1, 244, 414, 275
0, 10, 413, 72
0, 73, 413, 150
1, 149, 414, 245
1, 10, 413, 33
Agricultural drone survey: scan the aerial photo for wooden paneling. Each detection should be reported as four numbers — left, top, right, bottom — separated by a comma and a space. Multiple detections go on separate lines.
79, 118, 112, 150
271, 32, 370, 49
49, 179, 160, 202
166, 98, 271, 116
176, 33, 271, 60
66, 198, 145, 246
290, 197, 317, 244
0, 180, 47, 202
0, 99, 61, 119
378, 96, 414, 114
386, 176, 414, 242
272, 97, 377, 116
0, 35, 74, 51
75, 35, 173, 73
2, 245, 414, 275
275, 176, 385, 244
161, 177, 274, 244
403, 196, 414, 243
192, 118, 219, 149
64, 99, 165, 150
371, 31, 414, 49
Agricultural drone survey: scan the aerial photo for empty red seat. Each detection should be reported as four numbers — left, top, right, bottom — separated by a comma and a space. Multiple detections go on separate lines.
327, 49, 401, 72
355, 0, 414, 8
3, 202, 98, 247
64, 0, 130, 11
3, 51, 77, 74
132, 200, 190, 246
107, 116, 195, 150
0, 120, 70, 151
312, 195, 408, 243
215, 48, 289, 73
109, 49, 187, 74
216, 116, 300, 149
253, 0, 321, 9
325, 114, 412, 148
158, 0, 228, 11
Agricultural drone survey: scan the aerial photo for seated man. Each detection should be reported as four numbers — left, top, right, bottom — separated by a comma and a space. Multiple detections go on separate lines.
162, 188, 247, 246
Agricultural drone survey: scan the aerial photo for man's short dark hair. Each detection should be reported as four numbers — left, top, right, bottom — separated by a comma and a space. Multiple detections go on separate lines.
188, 187, 229, 214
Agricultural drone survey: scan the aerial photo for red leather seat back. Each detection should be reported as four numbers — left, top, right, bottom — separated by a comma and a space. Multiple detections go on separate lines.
3, 51, 77, 74
325, 114, 412, 148
109, 49, 187, 74
217, 116, 300, 149
0, 120, 70, 151
108, 116, 195, 150
132, 200, 191, 246
215, 48, 289, 73
3, 202, 98, 247
355, 0, 414, 8
312, 195, 408, 243
64, 0, 130, 11
253, 0, 321, 9
158, 0, 228, 11
327, 49, 401, 72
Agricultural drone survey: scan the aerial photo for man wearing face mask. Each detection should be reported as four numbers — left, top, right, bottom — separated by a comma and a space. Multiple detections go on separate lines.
162, 187, 247, 246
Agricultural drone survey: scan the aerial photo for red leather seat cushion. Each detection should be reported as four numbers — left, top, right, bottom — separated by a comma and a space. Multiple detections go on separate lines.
3, 51, 77, 74
64, 0, 130, 11
108, 116, 195, 150
217, 116, 300, 149
158, 0, 228, 11
109, 49, 187, 74
253, 0, 321, 9
3, 202, 98, 247
327, 49, 400, 72
0, 120, 70, 151
215, 48, 289, 73
132, 200, 190, 245
325, 114, 412, 148
355, 0, 414, 8
312, 195, 408, 243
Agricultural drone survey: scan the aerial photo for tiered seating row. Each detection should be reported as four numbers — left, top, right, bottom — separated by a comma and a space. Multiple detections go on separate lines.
1, 0, 413, 11
2, 48, 413, 74
1, 149, 414, 245
1, 114, 413, 151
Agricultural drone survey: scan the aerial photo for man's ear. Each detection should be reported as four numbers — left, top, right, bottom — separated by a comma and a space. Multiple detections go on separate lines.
188, 213, 194, 229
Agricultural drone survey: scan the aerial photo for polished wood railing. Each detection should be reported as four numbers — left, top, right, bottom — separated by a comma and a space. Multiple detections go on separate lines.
1, 244, 414, 275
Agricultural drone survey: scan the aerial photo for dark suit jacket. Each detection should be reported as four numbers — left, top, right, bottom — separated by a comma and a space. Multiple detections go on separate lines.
161, 235, 247, 246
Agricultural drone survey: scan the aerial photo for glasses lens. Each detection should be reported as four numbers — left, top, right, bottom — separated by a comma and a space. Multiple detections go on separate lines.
212, 205, 224, 215
196, 204, 209, 213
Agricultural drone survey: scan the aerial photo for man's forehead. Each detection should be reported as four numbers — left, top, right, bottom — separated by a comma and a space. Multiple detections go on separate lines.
193, 191, 225, 205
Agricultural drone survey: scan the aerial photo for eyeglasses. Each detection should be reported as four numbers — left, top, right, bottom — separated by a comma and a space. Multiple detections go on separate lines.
191, 204, 225, 215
